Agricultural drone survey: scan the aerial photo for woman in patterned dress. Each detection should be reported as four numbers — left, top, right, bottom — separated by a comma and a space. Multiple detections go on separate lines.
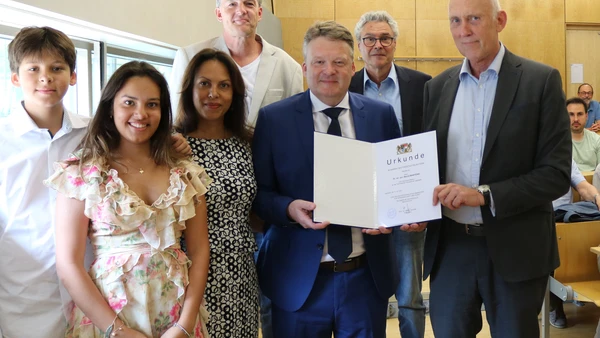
46, 62, 211, 337
175, 49, 259, 338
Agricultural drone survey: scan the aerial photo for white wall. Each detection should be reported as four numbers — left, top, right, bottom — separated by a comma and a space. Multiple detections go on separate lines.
13, 0, 223, 47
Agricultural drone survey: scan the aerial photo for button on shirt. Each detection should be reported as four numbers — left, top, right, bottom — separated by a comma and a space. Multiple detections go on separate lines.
444, 44, 505, 225
0, 103, 88, 338
310, 91, 366, 262
363, 66, 403, 135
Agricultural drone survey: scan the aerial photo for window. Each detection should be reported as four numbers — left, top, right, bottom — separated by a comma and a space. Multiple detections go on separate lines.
0, 2, 176, 119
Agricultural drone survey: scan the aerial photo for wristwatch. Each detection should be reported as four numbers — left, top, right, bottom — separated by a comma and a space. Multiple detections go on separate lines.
477, 185, 491, 206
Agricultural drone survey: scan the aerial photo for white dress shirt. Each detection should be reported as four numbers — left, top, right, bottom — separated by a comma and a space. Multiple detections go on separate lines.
309, 91, 366, 262
0, 103, 88, 338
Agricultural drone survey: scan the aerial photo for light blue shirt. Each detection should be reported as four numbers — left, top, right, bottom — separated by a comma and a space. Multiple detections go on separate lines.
444, 44, 506, 224
585, 100, 600, 128
553, 159, 586, 209
363, 66, 403, 135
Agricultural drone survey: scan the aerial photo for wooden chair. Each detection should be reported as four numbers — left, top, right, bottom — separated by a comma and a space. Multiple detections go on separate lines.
541, 221, 600, 337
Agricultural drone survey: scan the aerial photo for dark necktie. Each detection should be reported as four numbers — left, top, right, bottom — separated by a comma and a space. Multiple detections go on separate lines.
322, 107, 353, 263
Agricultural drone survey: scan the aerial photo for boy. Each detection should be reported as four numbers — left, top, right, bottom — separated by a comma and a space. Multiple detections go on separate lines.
0, 26, 86, 338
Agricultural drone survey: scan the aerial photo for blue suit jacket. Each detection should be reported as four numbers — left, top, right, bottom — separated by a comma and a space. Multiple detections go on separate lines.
252, 90, 401, 311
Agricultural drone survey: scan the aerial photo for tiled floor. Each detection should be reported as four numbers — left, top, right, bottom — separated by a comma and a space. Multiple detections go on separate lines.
259, 279, 600, 337
386, 301, 600, 338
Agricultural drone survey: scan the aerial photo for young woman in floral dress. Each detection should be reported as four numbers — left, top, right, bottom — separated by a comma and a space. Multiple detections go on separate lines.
46, 61, 211, 338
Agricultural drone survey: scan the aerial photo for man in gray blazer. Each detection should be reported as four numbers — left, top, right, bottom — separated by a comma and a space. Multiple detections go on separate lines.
348, 11, 431, 338
169, 0, 303, 126
169, 2, 302, 338
406, 0, 571, 337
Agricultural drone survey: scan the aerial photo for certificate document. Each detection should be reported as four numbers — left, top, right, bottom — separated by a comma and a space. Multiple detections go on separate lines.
313, 131, 441, 229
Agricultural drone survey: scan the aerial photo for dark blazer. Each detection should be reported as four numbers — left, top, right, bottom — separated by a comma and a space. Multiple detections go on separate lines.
349, 64, 432, 136
252, 91, 401, 311
422, 49, 572, 282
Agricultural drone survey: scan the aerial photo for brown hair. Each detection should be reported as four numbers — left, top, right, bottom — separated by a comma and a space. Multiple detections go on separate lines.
76, 61, 177, 168
566, 96, 589, 112
303, 21, 354, 59
175, 48, 251, 142
8, 26, 76, 74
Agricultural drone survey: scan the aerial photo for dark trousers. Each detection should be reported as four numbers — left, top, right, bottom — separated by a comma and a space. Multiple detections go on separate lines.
429, 221, 549, 338
272, 265, 388, 338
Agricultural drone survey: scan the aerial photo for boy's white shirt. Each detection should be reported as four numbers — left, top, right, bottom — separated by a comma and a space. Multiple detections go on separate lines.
0, 102, 89, 338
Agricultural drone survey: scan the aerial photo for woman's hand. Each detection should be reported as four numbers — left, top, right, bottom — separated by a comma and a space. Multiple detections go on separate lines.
110, 324, 149, 338
160, 325, 199, 338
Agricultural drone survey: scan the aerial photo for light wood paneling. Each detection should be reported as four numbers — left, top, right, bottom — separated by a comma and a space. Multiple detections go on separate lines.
566, 29, 600, 98
273, 0, 334, 19
500, 21, 566, 84
555, 221, 600, 283
274, 0, 334, 66
335, 0, 415, 21
566, 0, 600, 24
417, 60, 462, 77
415, 0, 449, 20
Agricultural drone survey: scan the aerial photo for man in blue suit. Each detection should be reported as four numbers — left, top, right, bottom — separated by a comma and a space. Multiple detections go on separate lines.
252, 21, 401, 337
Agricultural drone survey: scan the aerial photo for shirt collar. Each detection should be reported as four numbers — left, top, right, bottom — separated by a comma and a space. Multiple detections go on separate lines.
10, 101, 87, 137
309, 91, 350, 113
459, 43, 505, 80
363, 64, 398, 87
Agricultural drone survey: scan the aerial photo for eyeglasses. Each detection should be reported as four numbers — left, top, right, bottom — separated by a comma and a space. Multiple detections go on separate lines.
361, 36, 395, 47
579, 91, 593, 96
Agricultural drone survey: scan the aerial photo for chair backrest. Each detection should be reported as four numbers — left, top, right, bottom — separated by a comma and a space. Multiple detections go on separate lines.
555, 221, 600, 283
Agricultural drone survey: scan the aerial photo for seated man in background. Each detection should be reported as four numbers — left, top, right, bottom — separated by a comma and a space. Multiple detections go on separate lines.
579, 83, 600, 132
550, 158, 600, 329
570, 97, 600, 171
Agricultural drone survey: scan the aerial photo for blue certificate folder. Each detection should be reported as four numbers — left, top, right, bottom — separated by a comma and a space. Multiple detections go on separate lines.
313, 130, 441, 229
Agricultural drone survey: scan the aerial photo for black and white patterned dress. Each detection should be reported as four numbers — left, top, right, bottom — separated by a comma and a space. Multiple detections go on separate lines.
188, 136, 259, 338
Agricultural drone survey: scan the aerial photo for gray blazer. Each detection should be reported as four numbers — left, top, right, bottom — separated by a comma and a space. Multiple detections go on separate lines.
423, 49, 572, 282
169, 35, 303, 127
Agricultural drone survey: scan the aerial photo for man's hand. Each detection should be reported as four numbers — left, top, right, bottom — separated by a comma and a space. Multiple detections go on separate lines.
287, 200, 330, 230
362, 226, 393, 235
589, 122, 600, 133
434, 183, 484, 210
398, 222, 427, 232
171, 133, 192, 155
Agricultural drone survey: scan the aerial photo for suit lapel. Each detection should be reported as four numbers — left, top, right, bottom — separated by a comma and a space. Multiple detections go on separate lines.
438, 70, 460, 181
295, 91, 316, 168
350, 93, 368, 141
349, 68, 365, 94
396, 65, 412, 135
214, 36, 230, 55
482, 51, 521, 164
249, 40, 277, 124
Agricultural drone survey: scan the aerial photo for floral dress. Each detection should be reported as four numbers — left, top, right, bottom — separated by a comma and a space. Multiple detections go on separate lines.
45, 156, 212, 338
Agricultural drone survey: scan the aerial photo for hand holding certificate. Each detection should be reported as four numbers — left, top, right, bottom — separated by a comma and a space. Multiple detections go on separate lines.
313, 131, 442, 229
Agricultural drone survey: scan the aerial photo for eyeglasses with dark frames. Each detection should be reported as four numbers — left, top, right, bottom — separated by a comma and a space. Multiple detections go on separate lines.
361, 36, 395, 47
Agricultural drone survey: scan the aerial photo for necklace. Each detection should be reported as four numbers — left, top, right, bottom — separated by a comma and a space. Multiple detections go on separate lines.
112, 158, 147, 174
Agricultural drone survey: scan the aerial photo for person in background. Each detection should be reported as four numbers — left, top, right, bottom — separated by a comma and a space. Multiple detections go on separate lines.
578, 83, 600, 132
550, 159, 600, 328
569, 97, 600, 171
176, 48, 259, 338
46, 61, 210, 337
350, 11, 431, 338
169, 3, 304, 336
